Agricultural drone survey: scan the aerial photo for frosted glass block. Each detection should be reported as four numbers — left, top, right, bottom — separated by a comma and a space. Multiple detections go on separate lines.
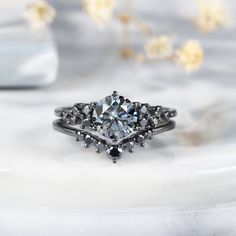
0, 12, 58, 87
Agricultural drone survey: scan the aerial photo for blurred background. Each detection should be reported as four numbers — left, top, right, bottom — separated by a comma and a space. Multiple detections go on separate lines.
0, 0, 236, 235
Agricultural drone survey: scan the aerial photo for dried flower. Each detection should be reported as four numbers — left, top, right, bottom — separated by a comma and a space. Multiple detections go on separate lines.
83, 0, 117, 28
144, 35, 173, 59
120, 47, 135, 58
175, 40, 204, 72
24, 0, 56, 30
118, 13, 133, 25
137, 21, 151, 34
195, 0, 232, 32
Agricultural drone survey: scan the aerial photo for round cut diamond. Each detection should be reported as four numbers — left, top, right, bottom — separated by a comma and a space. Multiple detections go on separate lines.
93, 94, 138, 141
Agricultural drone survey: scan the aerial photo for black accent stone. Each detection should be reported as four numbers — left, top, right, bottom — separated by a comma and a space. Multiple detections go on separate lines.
107, 146, 122, 160
84, 135, 93, 147
125, 141, 134, 152
76, 132, 84, 141
136, 135, 145, 146
95, 141, 106, 152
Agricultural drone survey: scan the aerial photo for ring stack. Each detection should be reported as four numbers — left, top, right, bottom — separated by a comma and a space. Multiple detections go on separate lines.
53, 91, 177, 163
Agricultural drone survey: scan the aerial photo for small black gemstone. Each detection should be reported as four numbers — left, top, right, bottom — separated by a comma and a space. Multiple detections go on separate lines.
95, 141, 106, 152
76, 132, 84, 141
136, 135, 145, 146
140, 105, 147, 114
84, 135, 93, 147
83, 119, 91, 127
83, 105, 90, 115
72, 106, 80, 116
109, 147, 120, 157
125, 141, 134, 152
107, 146, 122, 160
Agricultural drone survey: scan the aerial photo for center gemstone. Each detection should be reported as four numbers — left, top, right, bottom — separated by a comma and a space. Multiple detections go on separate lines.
92, 94, 138, 141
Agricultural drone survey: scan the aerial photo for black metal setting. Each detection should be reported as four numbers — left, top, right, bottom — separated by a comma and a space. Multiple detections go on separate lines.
53, 91, 177, 162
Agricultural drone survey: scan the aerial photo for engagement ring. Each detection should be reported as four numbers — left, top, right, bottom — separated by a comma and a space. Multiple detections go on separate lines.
53, 91, 177, 163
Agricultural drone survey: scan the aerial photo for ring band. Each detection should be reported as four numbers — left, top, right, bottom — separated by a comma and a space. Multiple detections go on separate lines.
53, 91, 177, 163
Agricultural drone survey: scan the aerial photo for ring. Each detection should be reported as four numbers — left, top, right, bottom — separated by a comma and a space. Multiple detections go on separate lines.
53, 91, 177, 163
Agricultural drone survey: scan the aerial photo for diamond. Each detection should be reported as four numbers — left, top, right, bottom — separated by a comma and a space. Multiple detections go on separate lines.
153, 117, 159, 126
84, 135, 94, 148
83, 119, 91, 128
140, 118, 148, 129
146, 130, 153, 139
63, 113, 76, 125
136, 134, 145, 146
95, 141, 106, 153
140, 105, 147, 114
92, 94, 138, 142
83, 105, 90, 115
76, 131, 84, 141
125, 141, 134, 153
72, 106, 80, 116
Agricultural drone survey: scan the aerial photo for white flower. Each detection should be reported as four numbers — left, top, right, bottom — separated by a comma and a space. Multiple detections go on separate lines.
83, 0, 117, 28
24, 0, 56, 30
175, 40, 204, 73
195, 0, 232, 32
144, 35, 173, 59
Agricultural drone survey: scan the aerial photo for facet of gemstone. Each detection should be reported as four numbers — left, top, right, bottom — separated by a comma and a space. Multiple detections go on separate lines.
92, 94, 138, 142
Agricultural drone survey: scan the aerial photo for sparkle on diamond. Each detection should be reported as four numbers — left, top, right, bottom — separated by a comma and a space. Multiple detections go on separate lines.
93, 95, 138, 141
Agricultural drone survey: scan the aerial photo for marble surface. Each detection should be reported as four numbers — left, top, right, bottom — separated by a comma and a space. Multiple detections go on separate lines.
0, 0, 236, 235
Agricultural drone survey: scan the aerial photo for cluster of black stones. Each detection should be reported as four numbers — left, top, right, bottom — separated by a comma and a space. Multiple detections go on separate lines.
135, 103, 175, 131
75, 129, 150, 163
57, 103, 92, 127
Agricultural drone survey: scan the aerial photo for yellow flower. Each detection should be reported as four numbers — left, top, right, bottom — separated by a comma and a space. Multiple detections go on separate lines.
83, 0, 117, 28
195, 0, 232, 32
120, 47, 135, 59
175, 40, 204, 73
144, 35, 173, 59
24, 0, 56, 30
